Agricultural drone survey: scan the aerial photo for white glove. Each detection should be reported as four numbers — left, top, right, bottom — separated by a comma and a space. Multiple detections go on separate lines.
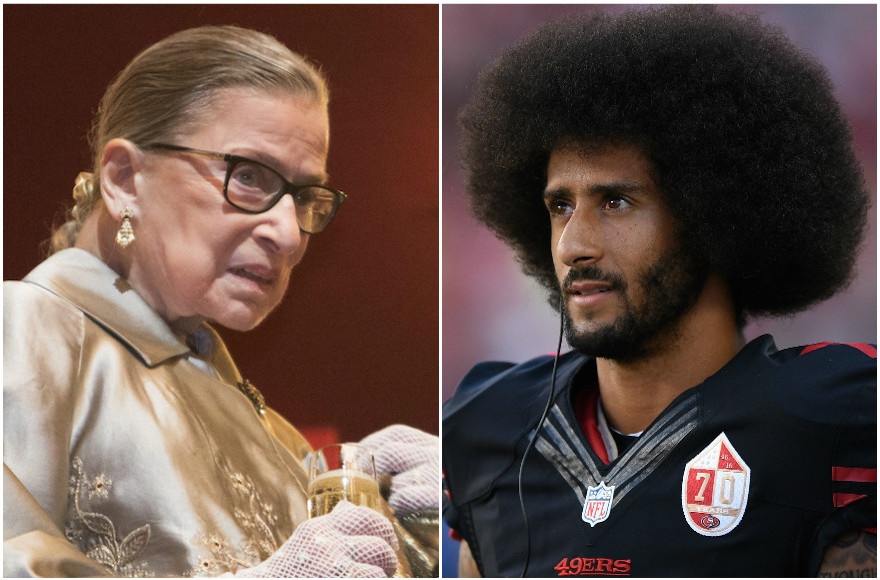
237, 501, 398, 577
359, 425, 439, 515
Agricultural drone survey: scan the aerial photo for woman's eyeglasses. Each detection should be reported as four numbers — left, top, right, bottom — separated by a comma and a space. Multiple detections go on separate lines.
142, 143, 345, 234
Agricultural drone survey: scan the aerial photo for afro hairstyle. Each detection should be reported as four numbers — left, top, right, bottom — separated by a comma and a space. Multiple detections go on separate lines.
460, 5, 870, 319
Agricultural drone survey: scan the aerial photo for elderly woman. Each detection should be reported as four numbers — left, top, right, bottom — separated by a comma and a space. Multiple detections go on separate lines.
4, 25, 438, 577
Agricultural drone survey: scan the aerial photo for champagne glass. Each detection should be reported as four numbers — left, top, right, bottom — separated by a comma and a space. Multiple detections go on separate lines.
306, 443, 412, 577
307, 443, 381, 516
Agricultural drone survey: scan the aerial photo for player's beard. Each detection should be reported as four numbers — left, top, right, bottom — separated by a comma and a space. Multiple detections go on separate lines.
562, 242, 709, 363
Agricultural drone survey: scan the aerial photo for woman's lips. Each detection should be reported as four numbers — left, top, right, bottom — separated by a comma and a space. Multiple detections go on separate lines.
230, 267, 274, 285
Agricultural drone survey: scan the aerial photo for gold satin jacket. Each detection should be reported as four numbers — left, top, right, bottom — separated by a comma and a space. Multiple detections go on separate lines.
4, 249, 315, 577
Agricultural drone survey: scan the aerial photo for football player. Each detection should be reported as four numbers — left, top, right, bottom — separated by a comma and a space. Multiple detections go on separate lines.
443, 5, 876, 577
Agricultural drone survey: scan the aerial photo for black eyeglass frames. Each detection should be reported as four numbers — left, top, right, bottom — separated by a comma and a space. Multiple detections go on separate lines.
142, 143, 346, 234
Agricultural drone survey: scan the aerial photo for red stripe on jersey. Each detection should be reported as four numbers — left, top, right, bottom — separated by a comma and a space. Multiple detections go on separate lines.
800, 342, 877, 358
575, 386, 611, 465
449, 528, 463, 541
833, 493, 868, 508
832, 466, 877, 483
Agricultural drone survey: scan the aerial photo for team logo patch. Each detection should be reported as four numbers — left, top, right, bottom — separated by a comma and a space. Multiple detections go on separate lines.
582, 481, 615, 526
682, 432, 750, 536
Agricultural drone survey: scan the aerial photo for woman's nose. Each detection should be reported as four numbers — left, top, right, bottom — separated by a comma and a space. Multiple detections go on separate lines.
254, 194, 307, 255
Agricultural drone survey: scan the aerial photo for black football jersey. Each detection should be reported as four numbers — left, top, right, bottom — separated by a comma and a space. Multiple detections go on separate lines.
442, 336, 876, 577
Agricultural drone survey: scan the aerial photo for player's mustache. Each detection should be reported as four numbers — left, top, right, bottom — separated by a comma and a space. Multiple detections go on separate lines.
563, 265, 627, 292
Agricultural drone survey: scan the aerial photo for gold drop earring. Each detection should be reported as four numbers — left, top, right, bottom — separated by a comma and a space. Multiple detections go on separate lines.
115, 206, 135, 248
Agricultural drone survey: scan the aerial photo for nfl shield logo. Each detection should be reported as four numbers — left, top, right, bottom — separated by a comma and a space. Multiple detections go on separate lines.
582, 481, 615, 526
682, 432, 750, 536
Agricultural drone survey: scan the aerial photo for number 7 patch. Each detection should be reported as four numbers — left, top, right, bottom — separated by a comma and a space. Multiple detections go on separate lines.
682, 432, 750, 536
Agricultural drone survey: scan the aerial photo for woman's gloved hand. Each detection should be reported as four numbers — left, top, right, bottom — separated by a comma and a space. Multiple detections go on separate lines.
237, 501, 398, 577
359, 425, 439, 515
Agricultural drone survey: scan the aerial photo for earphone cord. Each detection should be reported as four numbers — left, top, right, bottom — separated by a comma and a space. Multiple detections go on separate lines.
517, 300, 566, 578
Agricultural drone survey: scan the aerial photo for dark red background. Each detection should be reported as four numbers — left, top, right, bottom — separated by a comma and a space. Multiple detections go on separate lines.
3, 5, 439, 442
